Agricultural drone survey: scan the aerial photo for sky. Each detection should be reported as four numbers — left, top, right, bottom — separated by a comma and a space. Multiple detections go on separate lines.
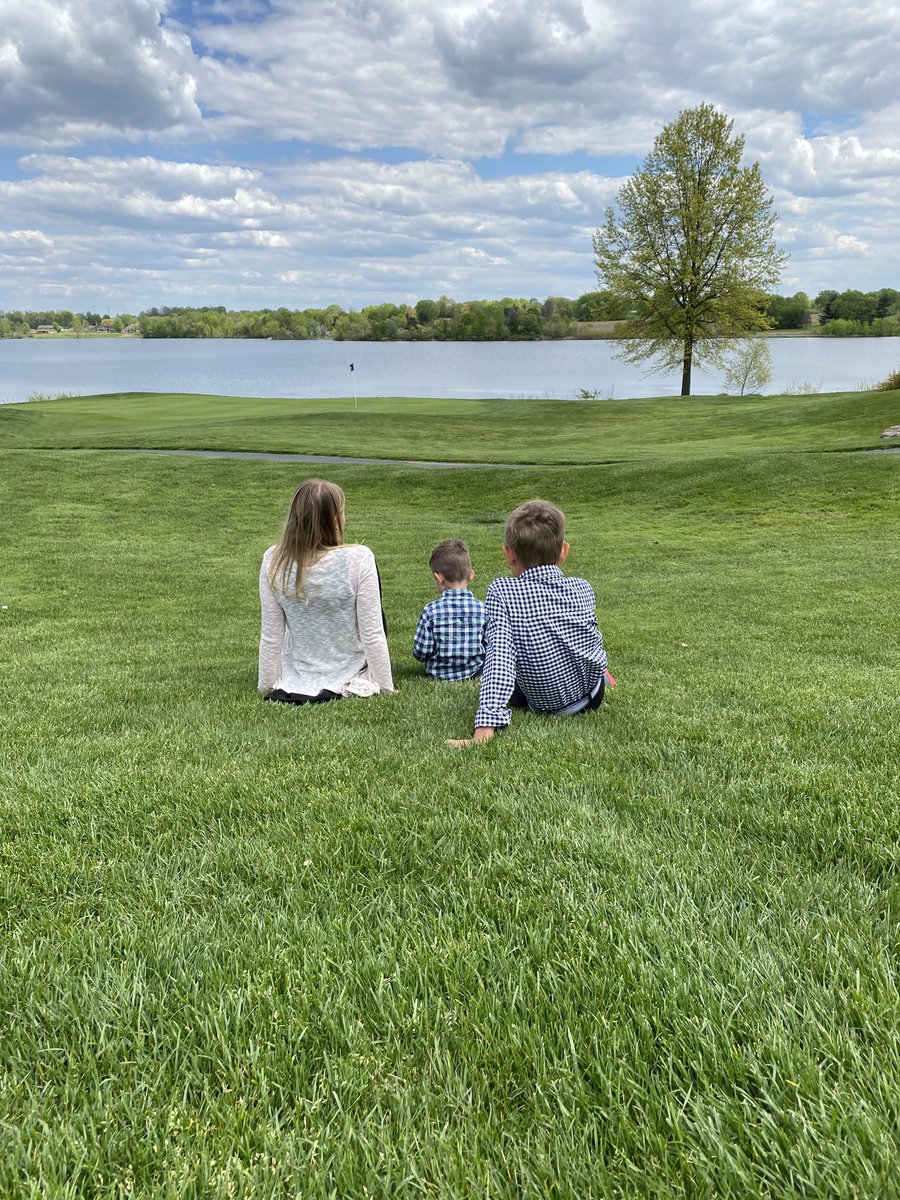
1, 0, 899, 315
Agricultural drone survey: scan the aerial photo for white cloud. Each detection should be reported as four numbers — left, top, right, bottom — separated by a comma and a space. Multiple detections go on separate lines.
0, 0, 200, 144
215, 229, 292, 247
808, 227, 869, 257
22, 154, 259, 192
740, 110, 900, 196
0, 155, 273, 228
177, 0, 900, 159
0, 228, 53, 251
695, 0, 900, 114
0, 151, 617, 307
434, 0, 598, 95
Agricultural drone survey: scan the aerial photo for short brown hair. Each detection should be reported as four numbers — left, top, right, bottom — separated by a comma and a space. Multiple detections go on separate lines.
504, 499, 565, 568
429, 539, 472, 582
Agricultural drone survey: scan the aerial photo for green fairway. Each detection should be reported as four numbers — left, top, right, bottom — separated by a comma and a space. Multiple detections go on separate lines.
1, 386, 898, 460
1, 391, 899, 1197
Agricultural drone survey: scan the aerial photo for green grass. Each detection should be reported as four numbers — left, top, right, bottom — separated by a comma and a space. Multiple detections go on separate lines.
1, 391, 900, 1197
1, 386, 898, 461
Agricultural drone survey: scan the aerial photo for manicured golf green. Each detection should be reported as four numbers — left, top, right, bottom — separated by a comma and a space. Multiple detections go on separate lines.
1, 391, 898, 1197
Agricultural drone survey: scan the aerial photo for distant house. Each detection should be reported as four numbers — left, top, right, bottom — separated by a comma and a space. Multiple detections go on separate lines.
122, 322, 139, 334
98, 319, 116, 332
34, 324, 55, 334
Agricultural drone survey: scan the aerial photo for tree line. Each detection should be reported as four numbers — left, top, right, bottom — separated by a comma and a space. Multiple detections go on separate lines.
0, 310, 136, 337
1, 286, 898, 344
0, 296, 628, 341
767, 288, 900, 333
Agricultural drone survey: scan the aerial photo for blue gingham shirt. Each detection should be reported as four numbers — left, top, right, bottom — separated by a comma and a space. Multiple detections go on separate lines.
413, 588, 486, 681
474, 565, 607, 729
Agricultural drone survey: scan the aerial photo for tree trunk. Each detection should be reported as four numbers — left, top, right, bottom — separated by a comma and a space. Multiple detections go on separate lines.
681, 336, 693, 395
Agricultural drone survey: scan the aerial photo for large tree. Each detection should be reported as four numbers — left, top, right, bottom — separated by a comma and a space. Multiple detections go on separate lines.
593, 103, 787, 395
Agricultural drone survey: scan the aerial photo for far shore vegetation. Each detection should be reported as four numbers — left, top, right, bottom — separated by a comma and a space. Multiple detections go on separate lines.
2, 285, 900, 343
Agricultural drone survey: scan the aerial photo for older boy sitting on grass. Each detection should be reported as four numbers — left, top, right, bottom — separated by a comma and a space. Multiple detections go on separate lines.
449, 499, 607, 747
413, 539, 486, 681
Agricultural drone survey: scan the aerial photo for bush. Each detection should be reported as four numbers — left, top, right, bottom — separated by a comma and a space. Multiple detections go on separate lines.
821, 317, 900, 337
821, 318, 867, 337
874, 367, 900, 391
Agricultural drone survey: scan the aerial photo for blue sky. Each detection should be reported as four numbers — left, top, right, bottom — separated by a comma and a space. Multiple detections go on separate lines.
1, 0, 899, 314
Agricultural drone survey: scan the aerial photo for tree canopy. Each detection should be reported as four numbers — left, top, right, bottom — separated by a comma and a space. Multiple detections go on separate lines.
593, 103, 787, 395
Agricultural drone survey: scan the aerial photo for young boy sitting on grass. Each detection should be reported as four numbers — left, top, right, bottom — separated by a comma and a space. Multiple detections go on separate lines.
413, 539, 486, 681
449, 499, 607, 747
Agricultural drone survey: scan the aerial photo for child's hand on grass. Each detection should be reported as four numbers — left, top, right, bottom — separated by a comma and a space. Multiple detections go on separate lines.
447, 727, 495, 748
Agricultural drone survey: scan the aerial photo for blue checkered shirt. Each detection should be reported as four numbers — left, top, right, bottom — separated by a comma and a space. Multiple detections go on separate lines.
474, 565, 607, 729
413, 588, 486, 681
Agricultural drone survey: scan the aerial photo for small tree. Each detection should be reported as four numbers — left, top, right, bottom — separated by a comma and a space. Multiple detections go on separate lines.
593, 103, 787, 395
723, 338, 773, 396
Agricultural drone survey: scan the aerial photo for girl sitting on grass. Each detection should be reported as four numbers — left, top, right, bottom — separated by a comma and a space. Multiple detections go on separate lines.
258, 479, 394, 705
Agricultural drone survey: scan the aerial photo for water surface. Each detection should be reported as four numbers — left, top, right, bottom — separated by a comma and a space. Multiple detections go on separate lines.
1, 336, 896, 405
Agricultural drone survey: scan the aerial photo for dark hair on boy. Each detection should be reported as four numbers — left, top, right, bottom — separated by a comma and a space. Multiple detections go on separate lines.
429, 539, 473, 583
504, 499, 565, 568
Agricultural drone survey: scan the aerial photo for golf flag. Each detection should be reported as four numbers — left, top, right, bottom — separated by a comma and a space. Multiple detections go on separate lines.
349, 363, 354, 371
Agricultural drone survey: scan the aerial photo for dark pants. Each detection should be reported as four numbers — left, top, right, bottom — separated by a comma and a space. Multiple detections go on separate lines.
510, 674, 605, 716
265, 688, 342, 706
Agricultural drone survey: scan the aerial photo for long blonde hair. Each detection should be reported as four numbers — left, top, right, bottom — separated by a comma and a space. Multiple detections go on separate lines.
269, 479, 346, 596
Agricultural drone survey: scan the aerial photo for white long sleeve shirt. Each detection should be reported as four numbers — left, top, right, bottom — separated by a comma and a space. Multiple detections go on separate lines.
258, 543, 394, 697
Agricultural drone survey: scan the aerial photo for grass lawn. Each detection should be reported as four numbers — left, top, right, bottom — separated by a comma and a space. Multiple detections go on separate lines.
1, 386, 899, 461
1, 391, 899, 1197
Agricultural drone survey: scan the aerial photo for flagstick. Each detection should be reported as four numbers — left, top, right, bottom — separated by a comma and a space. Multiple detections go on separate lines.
350, 362, 357, 410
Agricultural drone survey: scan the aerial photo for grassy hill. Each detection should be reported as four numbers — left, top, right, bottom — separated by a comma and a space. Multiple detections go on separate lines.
1, 392, 898, 1196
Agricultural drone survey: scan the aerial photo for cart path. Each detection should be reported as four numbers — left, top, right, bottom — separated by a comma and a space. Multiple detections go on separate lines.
16, 446, 898, 467
69, 447, 568, 469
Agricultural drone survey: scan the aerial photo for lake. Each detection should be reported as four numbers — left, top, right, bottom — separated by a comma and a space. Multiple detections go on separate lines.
1, 336, 898, 405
